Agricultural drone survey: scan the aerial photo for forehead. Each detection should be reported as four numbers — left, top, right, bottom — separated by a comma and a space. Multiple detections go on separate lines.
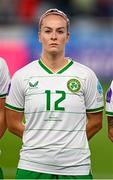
41, 14, 67, 28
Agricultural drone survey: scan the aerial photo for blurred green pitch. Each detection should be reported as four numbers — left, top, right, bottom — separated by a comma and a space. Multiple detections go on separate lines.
0, 83, 113, 179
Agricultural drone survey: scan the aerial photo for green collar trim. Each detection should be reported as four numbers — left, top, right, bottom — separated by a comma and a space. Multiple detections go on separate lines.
38, 60, 53, 74
38, 59, 73, 74
57, 61, 73, 74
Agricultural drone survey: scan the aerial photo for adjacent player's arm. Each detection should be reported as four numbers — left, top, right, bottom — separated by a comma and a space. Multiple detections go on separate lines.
6, 108, 24, 138
0, 98, 7, 138
107, 116, 113, 142
86, 111, 103, 140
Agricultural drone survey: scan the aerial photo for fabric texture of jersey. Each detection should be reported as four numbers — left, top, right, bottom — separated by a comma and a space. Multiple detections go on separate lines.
6, 58, 104, 175
106, 80, 113, 116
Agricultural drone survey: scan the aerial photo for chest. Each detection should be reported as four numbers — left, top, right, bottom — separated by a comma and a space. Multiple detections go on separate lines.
24, 76, 85, 112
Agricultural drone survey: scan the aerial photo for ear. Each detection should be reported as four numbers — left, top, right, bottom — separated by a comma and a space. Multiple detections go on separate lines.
38, 32, 41, 43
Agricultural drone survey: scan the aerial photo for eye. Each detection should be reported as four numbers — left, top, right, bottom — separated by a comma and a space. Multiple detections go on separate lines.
58, 30, 64, 34
45, 30, 51, 33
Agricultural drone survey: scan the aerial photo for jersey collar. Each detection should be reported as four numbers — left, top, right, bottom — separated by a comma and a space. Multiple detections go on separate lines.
38, 59, 73, 74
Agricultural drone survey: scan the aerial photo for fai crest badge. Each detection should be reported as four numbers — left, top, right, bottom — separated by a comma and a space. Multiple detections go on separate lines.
67, 79, 81, 93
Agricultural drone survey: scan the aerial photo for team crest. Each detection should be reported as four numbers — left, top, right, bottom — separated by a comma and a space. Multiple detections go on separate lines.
67, 79, 81, 93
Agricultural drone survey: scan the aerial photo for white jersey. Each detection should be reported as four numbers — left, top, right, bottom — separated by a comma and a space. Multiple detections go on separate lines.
0, 57, 10, 98
0, 57, 10, 156
106, 81, 113, 116
6, 58, 104, 175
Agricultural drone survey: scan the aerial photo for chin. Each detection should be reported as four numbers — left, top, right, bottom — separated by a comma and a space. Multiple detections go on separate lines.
49, 50, 58, 55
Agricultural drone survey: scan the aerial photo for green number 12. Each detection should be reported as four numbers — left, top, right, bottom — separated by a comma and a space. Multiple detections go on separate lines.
45, 90, 66, 111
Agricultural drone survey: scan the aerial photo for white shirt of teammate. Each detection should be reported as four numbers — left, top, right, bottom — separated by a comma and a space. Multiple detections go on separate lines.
106, 81, 113, 116
0, 57, 10, 98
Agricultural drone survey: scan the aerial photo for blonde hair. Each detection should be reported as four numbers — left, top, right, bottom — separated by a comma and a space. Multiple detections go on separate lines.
39, 9, 70, 32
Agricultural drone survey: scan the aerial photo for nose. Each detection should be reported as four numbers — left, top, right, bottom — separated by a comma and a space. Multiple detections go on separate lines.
51, 32, 57, 40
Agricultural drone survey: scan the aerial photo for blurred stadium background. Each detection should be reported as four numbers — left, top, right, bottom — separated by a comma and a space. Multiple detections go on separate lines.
0, 0, 113, 179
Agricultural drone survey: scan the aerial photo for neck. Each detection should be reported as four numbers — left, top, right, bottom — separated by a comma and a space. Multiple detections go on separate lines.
40, 53, 68, 73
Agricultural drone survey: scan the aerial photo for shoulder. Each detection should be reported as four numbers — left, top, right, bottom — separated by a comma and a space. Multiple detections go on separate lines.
110, 80, 113, 86
0, 57, 9, 77
0, 57, 8, 69
18, 60, 38, 72
106, 81, 113, 103
12, 60, 38, 79
109, 80, 113, 89
106, 80, 113, 91
72, 59, 97, 78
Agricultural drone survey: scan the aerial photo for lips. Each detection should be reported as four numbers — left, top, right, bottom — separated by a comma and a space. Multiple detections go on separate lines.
50, 43, 58, 46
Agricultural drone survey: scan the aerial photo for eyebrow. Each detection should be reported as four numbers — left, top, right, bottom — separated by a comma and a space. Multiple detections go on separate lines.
43, 26, 65, 30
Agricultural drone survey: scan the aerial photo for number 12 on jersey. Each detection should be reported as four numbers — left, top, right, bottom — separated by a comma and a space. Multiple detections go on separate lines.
45, 90, 66, 111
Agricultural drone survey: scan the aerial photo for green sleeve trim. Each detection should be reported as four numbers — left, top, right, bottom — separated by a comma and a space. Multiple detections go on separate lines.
5, 103, 24, 112
106, 111, 113, 116
86, 106, 104, 113
0, 94, 7, 98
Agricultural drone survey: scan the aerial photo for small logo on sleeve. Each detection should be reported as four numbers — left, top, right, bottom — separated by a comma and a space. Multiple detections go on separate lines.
97, 81, 103, 95
106, 88, 112, 103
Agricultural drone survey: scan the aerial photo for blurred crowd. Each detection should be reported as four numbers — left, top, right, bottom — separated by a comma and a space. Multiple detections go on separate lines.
0, 0, 112, 80
0, 0, 113, 25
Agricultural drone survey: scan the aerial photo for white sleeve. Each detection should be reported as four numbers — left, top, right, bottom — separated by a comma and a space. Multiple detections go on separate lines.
84, 69, 104, 113
6, 71, 24, 112
106, 81, 113, 116
0, 58, 10, 98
